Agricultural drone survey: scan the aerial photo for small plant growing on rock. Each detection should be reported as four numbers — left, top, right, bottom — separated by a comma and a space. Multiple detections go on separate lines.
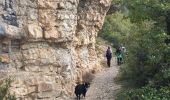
0, 78, 16, 100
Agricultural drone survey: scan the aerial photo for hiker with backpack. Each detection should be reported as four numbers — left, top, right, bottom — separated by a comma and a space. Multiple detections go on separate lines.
105, 46, 112, 67
115, 47, 123, 65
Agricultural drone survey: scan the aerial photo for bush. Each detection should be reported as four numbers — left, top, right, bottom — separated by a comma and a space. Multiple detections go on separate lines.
99, 12, 132, 48
116, 86, 170, 100
0, 78, 16, 100
101, 1, 170, 99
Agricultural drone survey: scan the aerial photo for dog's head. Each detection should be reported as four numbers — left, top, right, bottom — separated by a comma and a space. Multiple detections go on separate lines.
83, 82, 90, 88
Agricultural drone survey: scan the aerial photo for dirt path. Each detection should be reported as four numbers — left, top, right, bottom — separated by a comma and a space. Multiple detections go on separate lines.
85, 58, 121, 100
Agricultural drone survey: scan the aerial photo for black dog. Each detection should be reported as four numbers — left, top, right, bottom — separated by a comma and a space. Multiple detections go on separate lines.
74, 82, 90, 100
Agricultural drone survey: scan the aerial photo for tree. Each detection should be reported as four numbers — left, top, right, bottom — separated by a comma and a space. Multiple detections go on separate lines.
100, 0, 170, 99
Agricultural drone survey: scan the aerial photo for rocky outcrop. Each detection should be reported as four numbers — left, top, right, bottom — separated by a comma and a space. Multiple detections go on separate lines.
0, 0, 111, 99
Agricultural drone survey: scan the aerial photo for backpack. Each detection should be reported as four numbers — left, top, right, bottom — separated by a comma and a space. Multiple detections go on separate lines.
106, 49, 112, 58
117, 53, 122, 58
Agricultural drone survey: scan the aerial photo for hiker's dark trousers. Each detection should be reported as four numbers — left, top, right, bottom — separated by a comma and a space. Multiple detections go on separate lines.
107, 58, 111, 67
117, 57, 122, 65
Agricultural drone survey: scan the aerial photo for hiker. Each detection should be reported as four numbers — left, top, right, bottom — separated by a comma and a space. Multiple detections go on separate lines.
115, 47, 123, 65
121, 46, 126, 63
121, 46, 125, 52
105, 46, 112, 67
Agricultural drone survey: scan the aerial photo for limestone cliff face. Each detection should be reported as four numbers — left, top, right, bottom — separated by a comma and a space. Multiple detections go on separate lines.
0, 0, 111, 99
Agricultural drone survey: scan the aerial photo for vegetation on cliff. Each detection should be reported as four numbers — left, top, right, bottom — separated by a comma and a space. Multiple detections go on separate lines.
0, 79, 16, 100
100, 0, 170, 99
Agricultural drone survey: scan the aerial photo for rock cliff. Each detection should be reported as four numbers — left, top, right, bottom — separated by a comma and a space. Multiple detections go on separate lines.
0, 0, 111, 99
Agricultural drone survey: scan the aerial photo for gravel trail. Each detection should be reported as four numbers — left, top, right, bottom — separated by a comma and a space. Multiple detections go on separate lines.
85, 59, 121, 100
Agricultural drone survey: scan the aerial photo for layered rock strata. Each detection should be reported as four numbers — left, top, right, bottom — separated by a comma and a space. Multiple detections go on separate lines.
0, 0, 111, 99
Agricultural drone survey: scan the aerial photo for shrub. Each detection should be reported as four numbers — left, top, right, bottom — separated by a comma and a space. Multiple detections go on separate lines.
116, 86, 170, 100
0, 78, 16, 100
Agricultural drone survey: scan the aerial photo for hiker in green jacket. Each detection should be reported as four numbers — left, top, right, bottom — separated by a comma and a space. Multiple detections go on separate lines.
115, 47, 123, 65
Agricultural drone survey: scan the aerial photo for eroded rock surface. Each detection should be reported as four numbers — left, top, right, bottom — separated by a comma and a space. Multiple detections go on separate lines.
0, 0, 111, 99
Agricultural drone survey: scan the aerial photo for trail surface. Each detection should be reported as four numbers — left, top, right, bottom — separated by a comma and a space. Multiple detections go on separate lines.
85, 59, 121, 100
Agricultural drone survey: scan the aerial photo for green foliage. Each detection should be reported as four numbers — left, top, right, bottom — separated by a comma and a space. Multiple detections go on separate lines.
121, 0, 170, 20
100, 0, 170, 99
116, 86, 170, 100
99, 12, 133, 48
119, 21, 169, 85
117, 0, 170, 85
0, 78, 16, 100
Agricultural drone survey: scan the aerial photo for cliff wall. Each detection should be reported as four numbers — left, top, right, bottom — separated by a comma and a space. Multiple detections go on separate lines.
0, 0, 111, 99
